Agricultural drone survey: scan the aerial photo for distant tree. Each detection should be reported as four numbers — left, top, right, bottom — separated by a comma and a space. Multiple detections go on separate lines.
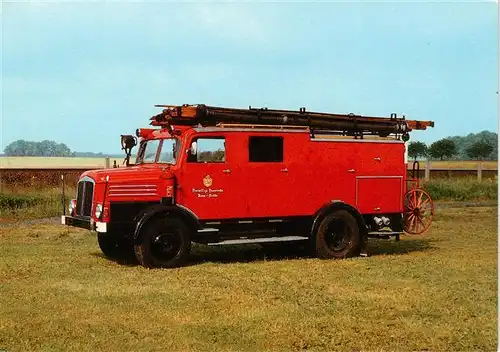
4, 140, 34, 156
465, 140, 494, 160
197, 149, 225, 162
55, 142, 72, 156
448, 130, 497, 161
428, 139, 457, 161
212, 149, 225, 162
3, 139, 72, 156
407, 141, 428, 161
73, 151, 105, 157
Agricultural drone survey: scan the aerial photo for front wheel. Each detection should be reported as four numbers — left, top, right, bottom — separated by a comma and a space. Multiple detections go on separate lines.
97, 232, 135, 261
134, 216, 191, 268
314, 210, 361, 259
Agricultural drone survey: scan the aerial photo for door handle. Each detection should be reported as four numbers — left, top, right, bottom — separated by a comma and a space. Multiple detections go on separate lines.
373, 157, 381, 161
222, 169, 231, 174
348, 169, 355, 173
280, 168, 288, 173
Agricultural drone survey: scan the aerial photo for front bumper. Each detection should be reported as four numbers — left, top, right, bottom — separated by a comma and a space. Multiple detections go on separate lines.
61, 215, 107, 233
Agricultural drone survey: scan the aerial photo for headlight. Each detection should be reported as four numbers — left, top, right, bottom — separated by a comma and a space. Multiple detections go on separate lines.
68, 199, 76, 215
95, 203, 103, 219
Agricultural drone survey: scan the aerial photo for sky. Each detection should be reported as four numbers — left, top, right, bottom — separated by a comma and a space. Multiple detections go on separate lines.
1, 1, 498, 154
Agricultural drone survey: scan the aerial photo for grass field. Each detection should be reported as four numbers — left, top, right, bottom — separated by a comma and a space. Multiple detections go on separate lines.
0, 206, 497, 351
422, 178, 497, 201
0, 187, 75, 222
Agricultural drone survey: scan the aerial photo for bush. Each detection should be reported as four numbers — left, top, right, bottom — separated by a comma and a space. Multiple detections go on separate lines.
422, 178, 497, 202
0, 187, 74, 220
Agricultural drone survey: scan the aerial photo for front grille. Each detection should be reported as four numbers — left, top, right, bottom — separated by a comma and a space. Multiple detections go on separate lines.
76, 179, 94, 217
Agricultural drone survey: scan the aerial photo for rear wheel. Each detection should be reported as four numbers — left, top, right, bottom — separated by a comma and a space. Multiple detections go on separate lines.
134, 216, 191, 268
97, 233, 135, 261
314, 210, 360, 259
403, 188, 434, 235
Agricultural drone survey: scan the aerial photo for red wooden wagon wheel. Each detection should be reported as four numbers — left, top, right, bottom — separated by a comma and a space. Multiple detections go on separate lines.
403, 188, 434, 235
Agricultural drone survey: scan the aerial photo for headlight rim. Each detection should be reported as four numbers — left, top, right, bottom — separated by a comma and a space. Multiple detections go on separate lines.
95, 203, 103, 219
68, 199, 76, 215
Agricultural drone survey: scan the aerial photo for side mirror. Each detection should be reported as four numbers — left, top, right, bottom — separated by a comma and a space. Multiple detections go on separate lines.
120, 135, 137, 167
190, 141, 198, 156
121, 135, 137, 150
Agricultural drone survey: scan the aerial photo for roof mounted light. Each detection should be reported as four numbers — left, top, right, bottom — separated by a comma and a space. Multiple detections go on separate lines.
136, 128, 155, 139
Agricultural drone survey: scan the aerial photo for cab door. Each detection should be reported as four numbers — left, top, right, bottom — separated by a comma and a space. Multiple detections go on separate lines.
178, 135, 246, 220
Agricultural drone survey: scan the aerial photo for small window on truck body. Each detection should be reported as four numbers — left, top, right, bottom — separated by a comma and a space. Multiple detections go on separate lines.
188, 137, 226, 163
249, 136, 284, 162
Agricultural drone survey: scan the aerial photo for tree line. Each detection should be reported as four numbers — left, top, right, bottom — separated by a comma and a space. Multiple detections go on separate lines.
2, 140, 118, 157
408, 131, 497, 161
3, 131, 498, 161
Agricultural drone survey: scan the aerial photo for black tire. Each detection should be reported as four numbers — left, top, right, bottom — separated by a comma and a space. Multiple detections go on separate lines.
97, 232, 135, 261
314, 210, 361, 259
134, 216, 191, 268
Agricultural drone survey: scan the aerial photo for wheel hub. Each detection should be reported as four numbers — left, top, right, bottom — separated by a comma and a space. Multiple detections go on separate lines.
153, 233, 175, 253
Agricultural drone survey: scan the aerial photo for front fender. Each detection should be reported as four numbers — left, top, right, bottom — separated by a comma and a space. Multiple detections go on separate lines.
133, 204, 200, 243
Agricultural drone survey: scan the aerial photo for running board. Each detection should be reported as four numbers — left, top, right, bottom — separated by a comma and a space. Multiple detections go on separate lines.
368, 231, 402, 236
367, 231, 402, 240
207, 236, 309, 246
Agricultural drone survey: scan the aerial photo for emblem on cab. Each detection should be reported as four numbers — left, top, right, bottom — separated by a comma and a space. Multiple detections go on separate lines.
203, 175, 213, 188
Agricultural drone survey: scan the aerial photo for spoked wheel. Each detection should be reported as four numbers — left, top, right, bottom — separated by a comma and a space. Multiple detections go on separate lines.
403, 188, 434, 235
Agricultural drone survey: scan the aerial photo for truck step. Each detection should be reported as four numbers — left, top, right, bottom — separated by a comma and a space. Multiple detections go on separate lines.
207, 236, 309, 246
197, 228, 219, 233
368, 231, 402, 236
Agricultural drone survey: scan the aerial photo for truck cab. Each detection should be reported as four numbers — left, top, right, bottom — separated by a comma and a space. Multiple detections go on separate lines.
62, 104, 434, 268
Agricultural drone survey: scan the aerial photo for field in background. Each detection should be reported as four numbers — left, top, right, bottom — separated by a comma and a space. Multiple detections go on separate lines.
421, 160, 497, 170
0, 206, 497, 351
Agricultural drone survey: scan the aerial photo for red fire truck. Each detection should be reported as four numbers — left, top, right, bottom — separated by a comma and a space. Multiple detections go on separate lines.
62, 104, 435, 268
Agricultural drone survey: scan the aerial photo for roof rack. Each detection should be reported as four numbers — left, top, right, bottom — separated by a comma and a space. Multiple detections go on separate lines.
150, 104, 434, 139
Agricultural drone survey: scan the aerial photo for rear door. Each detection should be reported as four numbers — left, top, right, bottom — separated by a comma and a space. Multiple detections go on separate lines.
245, 135, 293, 218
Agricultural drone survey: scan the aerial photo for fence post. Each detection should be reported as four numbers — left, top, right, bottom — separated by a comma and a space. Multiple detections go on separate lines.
477, 161, 482, 182
105, 157, 110, 169
425, 161, 430, 181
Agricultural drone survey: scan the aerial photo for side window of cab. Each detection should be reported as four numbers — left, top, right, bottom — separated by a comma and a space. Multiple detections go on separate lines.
187, 137, 226, 163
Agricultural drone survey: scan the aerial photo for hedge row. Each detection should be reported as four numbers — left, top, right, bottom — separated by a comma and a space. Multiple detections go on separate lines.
0, 194, 70, 209
421, 178, 497, 202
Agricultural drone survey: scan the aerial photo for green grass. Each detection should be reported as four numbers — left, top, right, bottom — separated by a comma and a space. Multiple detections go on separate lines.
0, 187, 75, 222
422, 177, 497, 201
0, 206, 497, 351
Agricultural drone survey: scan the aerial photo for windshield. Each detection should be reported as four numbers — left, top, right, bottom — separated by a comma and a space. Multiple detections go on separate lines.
136, 138, 179, 164
158, 139, 179, 164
